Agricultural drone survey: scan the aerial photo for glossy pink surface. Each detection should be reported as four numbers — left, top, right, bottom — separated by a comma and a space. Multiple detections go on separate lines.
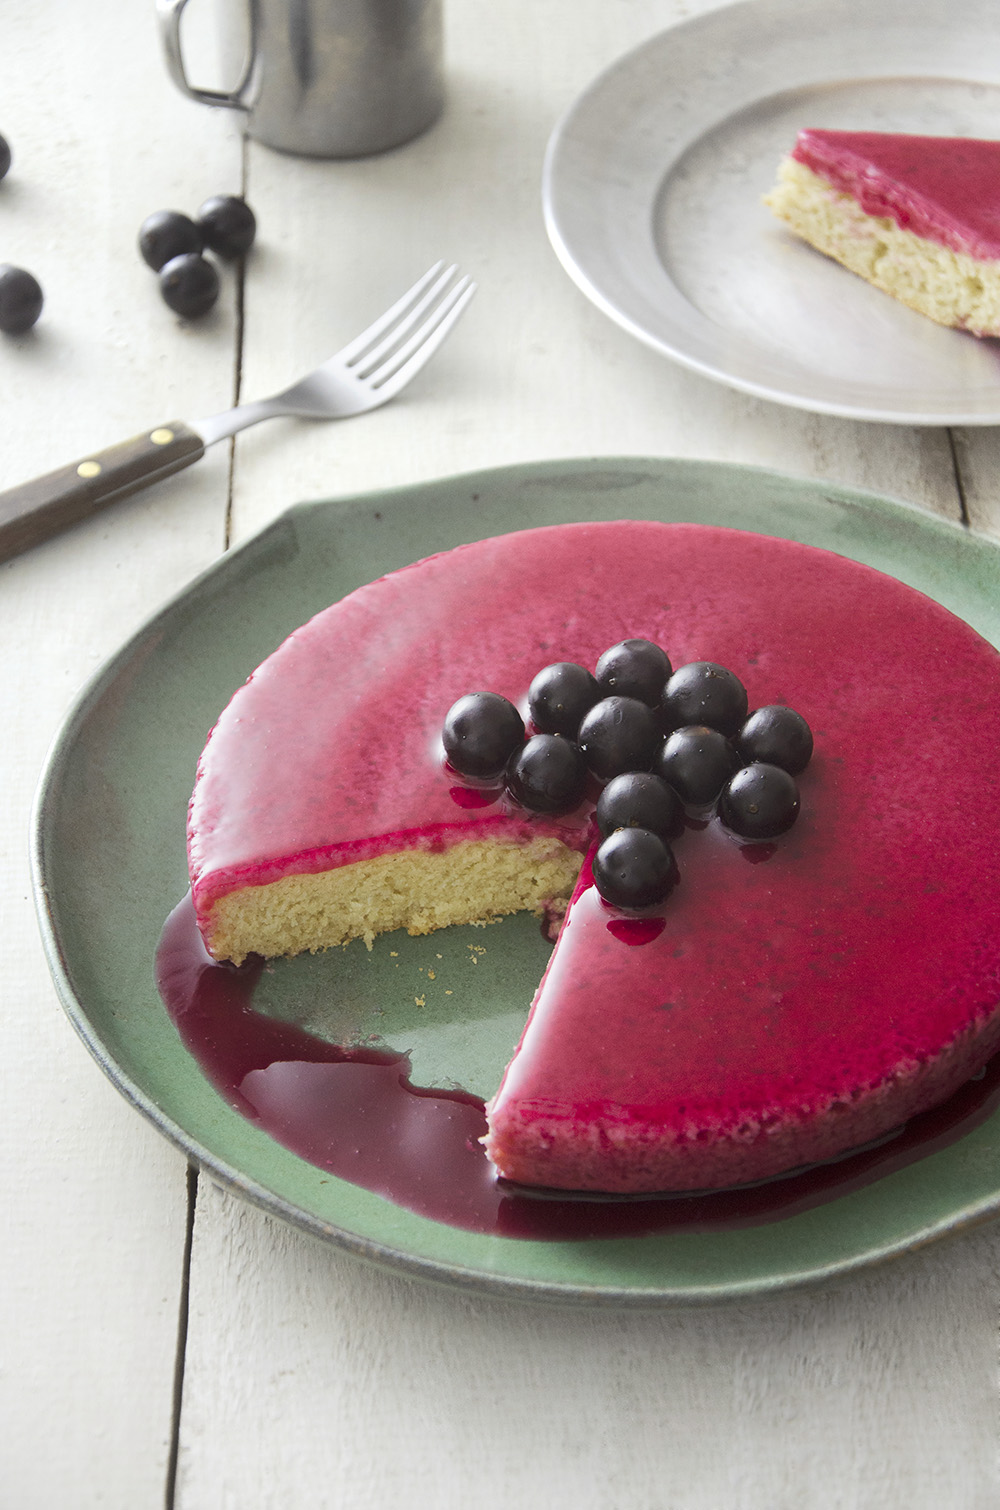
791, 129, 1000, 259
188, 520, 1000, 1190
156, 894, 1000, 1233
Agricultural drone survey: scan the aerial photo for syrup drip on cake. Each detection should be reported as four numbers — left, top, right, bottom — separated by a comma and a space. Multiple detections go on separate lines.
156, 892, 1000, 1240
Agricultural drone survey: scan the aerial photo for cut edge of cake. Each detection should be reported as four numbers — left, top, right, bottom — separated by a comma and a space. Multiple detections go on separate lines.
202, 835, 584, 964
483, 990, 1000, 1193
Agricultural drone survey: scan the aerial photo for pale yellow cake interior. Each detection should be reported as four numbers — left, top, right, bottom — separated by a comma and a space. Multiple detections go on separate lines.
207, 835, 584, 965
764, 155, 1000, 336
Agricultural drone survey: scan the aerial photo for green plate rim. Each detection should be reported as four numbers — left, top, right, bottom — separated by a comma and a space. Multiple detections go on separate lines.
30, 455, 1000, 1307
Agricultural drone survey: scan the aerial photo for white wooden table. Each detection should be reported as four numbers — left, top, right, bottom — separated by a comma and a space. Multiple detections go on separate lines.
5, 1, 1000, 1504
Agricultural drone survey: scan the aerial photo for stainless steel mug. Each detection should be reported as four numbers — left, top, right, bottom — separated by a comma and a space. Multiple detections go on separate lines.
157, 0, 444, 158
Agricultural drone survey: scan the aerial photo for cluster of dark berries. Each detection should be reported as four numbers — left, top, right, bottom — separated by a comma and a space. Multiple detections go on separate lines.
0, 132, 44, 335
442, 637, 813, 911
138, 196, 256, 319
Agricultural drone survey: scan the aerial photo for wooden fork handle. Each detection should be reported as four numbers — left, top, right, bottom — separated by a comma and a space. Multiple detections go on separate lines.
0, 420, 205, 565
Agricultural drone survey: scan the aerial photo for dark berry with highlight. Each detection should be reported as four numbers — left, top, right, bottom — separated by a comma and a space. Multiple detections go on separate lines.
443, 692, 525, 778
506, 733, 588, 814
139, 209, 203, 271
596, 771, 683, 842
0, 264, 43, 333
663, 661, 748, 736
593, 827, 679, 910
528, 661, 600, 736
719, 763, 800, 839
655, 725, 738, 808
736, 705, 813, 775
595, 638, 671, 707
577, 696, 658, 782
158, 252, 220, 318
197, 195, 257, 259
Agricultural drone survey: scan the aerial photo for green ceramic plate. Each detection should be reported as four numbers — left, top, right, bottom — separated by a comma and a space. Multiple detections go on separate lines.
32, 458, 1000, 1306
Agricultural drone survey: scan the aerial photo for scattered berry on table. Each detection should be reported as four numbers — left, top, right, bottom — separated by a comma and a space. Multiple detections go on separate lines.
719, 762, 800, 839
506, 733, 588, 815
595, 638, 671, 706
0, 133, 11, 182
596, 771, 682, 842
443, 691, 524, 779
592, 827, 679, 909
158, 252, 220, 319
736, 705, 813, 774
655, 725, 738, 808
577, 695, 658, 781
139, 209, 203, 271
663, 661, 748, 736
528, 661, 599, 736
0, 264, 43, 333
196, 195, 256, 259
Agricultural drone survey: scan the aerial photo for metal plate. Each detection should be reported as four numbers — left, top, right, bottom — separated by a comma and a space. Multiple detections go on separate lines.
543, 0, 1000, 423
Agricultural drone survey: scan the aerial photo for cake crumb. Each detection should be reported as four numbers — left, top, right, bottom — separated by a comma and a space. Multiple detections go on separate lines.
415, 994, 426, 1007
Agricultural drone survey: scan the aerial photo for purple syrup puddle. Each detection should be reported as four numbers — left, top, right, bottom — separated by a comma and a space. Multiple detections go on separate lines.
156, 894, 1000, 1241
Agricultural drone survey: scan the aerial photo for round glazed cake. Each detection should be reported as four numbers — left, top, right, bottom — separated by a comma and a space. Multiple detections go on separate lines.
186, 519, 1000, 1193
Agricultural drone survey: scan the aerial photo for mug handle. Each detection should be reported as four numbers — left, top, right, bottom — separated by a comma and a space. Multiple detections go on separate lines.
156, 0, 252, 110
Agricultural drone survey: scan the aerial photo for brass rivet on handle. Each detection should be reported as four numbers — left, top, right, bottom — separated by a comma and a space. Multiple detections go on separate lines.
150, 428, 175, 445
77, 461, 102, 478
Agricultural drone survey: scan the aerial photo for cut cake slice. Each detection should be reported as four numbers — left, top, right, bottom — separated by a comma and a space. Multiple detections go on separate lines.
765, 129, 1000, 335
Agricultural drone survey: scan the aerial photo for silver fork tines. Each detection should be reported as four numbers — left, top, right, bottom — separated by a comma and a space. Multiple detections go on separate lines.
193, 263, 476, 446
344, 262, 472, 384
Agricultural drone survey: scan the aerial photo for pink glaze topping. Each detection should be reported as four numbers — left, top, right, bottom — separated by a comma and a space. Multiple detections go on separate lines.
791, 129, 1000, 260
188, 520, 1000, 1190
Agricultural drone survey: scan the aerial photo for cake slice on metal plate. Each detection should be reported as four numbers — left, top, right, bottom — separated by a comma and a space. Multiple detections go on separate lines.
765, 129, 1000, 335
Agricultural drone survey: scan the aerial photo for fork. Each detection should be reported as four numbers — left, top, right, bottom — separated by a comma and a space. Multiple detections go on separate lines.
0, 262, 476, 565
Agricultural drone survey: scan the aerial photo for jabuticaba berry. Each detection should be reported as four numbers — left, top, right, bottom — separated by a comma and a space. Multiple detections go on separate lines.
577, 696, 658, 781
655, 725, 738, 808
663, 661, 748, 736
506, 733, 588, 814
595, 638, 671, 707
528, 661, 600, 737
139, 209, 203, 271
736, 705, 813, 775
197, 195, 257, 259
0, 264, 43, 333
592, 827, 679, 909
719, 762, 800, 839
443, 691, 525, 778
158, 252, 220, 319
596, 771, 683, 842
